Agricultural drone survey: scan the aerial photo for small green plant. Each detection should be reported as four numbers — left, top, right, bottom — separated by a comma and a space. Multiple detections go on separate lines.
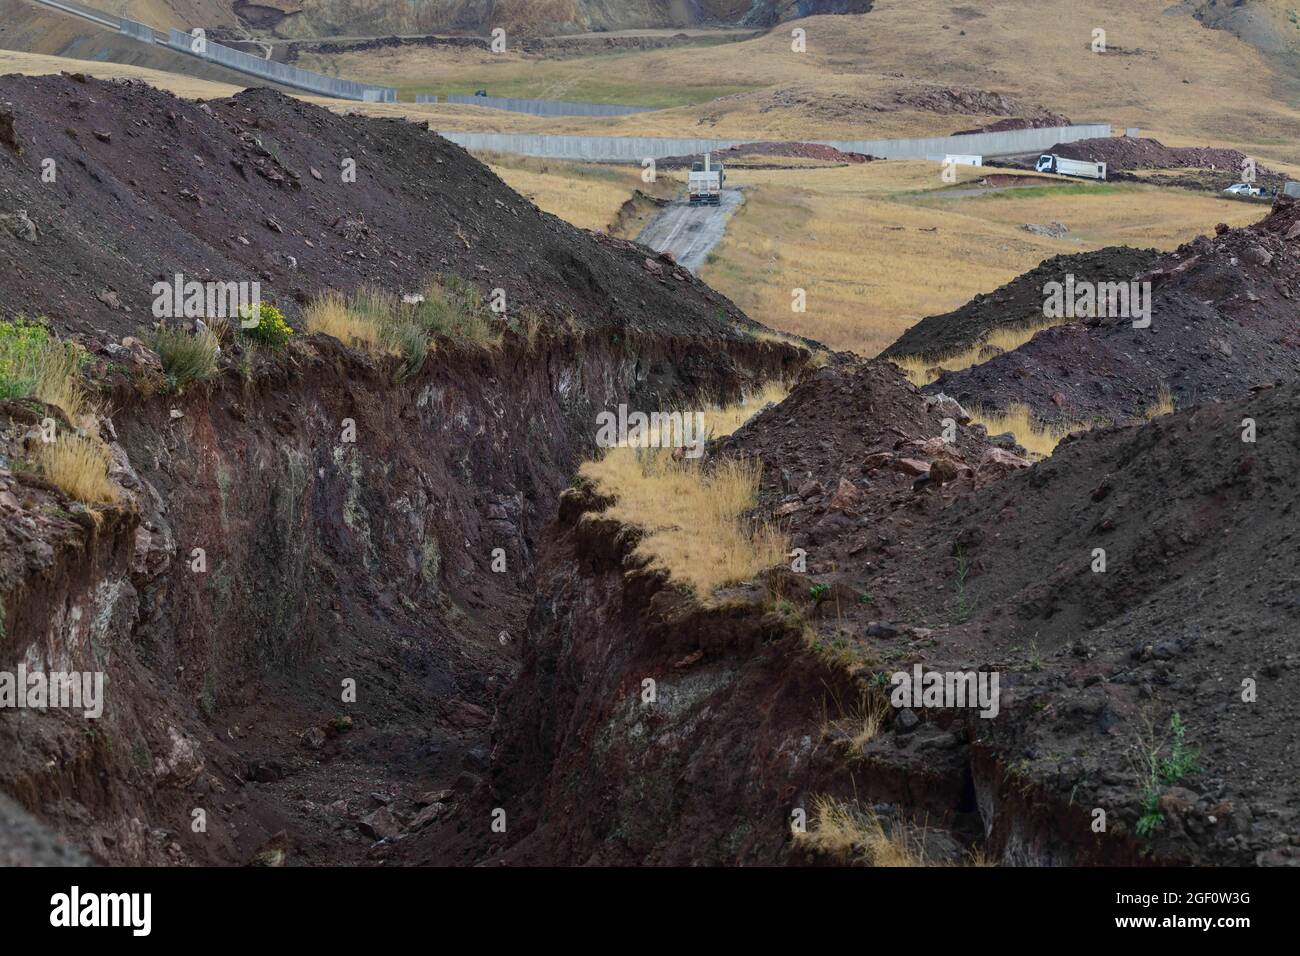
0, 317, 91, 420
810, 582, 830, 603
0, 317, 49, 400
1027, 637, 1043, 672
1135, 712, 1200, 837
415, 277, 500, 347
144, 325, 220, 390
238, 302, 294, 349
856, 592, 874, 605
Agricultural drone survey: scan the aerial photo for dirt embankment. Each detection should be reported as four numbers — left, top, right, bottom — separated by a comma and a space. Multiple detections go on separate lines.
929, 198, 1300, 425
881, 246, 1162, 361
0, 74, 807, 864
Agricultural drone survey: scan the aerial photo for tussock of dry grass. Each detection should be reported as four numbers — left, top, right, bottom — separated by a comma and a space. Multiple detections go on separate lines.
795, 795, 925, 867
33, 340, 91, 425
580, 448, 788, 598
968, 403, 1084, 458
306, 291, 386, 352
822, 690, 890, 750
38, 434, 119, 505
1145, 383, 1175, 420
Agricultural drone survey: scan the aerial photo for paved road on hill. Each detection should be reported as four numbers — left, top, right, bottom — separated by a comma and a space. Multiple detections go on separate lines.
635, 188, 745, 273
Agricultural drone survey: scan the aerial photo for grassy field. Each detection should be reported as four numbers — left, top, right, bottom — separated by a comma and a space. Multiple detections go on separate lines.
484, 153, 680, 233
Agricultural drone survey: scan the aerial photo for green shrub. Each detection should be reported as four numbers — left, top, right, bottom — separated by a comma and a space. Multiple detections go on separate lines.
1135, 712, 1200, 838
389, 320, 429, 380
415, 278, 500, 347
145, 325, 220, 390
0, 317, 51, 400
238, 302, 294, 349
0, 317, 91, 420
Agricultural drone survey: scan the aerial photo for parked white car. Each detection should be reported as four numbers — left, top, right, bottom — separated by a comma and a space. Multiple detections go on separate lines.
1224, 182, 1262, 196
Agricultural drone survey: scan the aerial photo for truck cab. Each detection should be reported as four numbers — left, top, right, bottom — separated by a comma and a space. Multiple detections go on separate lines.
688, 154, 725, 206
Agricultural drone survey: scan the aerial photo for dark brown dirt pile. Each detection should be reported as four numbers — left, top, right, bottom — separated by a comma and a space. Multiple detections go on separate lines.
882, 246, 1161, 361
927, 198, 1300, 425
0, 73, 759, 347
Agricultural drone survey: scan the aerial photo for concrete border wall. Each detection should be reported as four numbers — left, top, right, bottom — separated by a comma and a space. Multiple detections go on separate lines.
444, 94, 655, 117
439, 124, 1112, 162
163, 30, 397, 102
118, 18, 155, 43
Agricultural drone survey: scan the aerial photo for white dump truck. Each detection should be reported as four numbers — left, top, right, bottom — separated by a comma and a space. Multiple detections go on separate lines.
688, 153, 725, 206
1036, 154, 1107, 180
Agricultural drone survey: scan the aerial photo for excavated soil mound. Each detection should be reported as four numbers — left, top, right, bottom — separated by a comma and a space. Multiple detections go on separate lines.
0, 74, 758, 347
932, 198, 1300, 424
1051, 136, 1274, 175
881, 246, 1161, 361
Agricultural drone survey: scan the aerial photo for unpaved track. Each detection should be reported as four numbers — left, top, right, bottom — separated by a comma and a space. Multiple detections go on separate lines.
636, 188, 744, 272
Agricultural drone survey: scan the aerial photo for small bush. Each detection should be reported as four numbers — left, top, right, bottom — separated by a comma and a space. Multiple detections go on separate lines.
0, 317, 48, 400
145, 325, 220, 391
38, 434, 119, 505
0, 317, 90, 422
414, 279, 500, 348
238, 302, 294, 349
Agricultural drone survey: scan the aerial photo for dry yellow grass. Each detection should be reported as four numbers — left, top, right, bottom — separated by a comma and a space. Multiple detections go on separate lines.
1144, 383, 1175, 420
287, 0, 1300, 166
580, 449, 788, 598
968, 404, 1084, 458
37, 434, 119, 505
795, 794, 925, 867
821, 691, 890, 750
33, 339, 92, 425
305, 291, 387, 353
485, 154, 679, 233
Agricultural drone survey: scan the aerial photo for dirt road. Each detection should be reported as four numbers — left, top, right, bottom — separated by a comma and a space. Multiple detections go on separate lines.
636, 188, 744, 272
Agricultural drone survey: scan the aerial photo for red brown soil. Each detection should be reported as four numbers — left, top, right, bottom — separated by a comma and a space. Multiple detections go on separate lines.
0, 73, 805, 865
952, 116, 1074, 136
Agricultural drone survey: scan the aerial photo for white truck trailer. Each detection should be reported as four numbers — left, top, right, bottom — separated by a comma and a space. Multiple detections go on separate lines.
1036, 154, 1107, 180
688, 153, 725, 206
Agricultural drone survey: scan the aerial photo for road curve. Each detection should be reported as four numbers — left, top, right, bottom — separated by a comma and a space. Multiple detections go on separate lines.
635, 188, 744, 273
